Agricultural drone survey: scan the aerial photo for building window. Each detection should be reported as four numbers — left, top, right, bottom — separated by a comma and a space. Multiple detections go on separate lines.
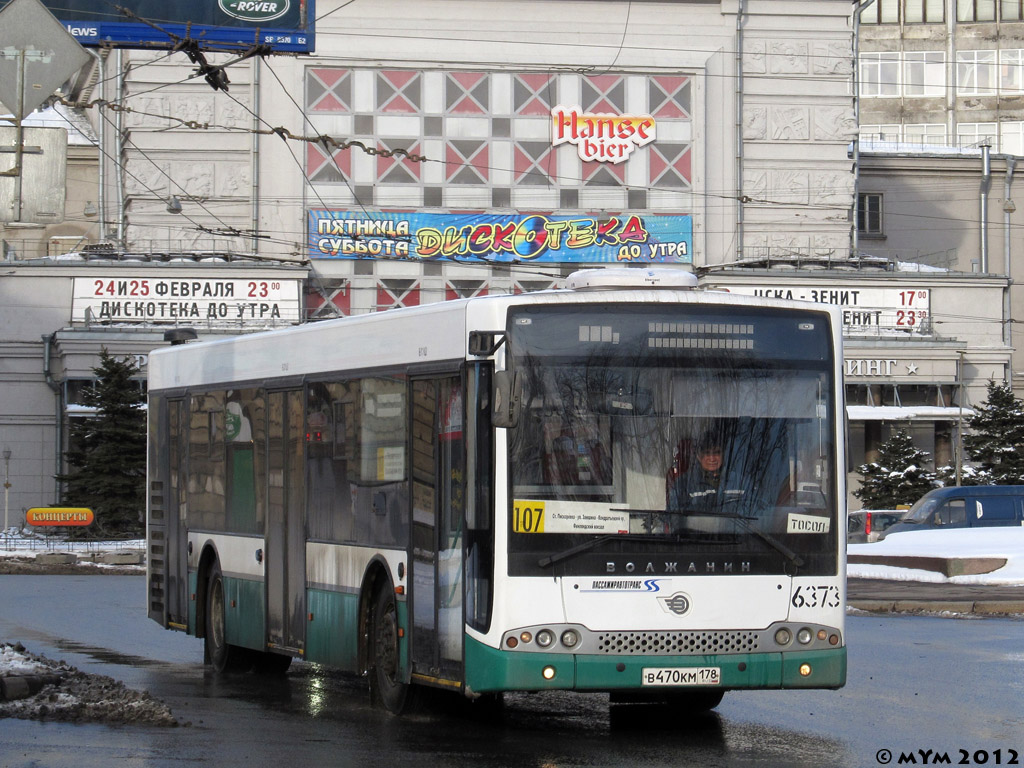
861, 0, 900, 23
904, 123, 948, 144
1002, 0, 1024, 19
860, 124, 902, 142
1000, 122, 1024, 155
956, 122, 998, 149
957, 50, 999, 95
904, 52, 946, 96
863, 0, 944, 23
906, 0, 946, 21
958, 0, 998, 20
860, 52, 900, 97
1000, 49, 1024, 93
857, 193, 884, 237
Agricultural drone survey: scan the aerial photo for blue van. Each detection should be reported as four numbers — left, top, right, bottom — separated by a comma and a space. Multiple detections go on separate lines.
881, 485, 1024, 538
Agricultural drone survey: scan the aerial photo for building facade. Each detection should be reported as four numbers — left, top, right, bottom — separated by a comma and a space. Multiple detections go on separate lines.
858, 0, 1024, 153
856, 0, 1024, 393
3, 0, 1019, 520
703, 261, 1012, 501
0, 257, 307, 522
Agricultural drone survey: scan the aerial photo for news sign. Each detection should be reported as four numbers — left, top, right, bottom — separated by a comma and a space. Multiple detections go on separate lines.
712, 284, 931, 336
0, 0, 315, 54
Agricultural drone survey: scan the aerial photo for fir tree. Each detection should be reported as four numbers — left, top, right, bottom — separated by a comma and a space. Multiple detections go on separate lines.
854, 429, 937, 508
961, 381, 1024, 484
59, 349, 146, 536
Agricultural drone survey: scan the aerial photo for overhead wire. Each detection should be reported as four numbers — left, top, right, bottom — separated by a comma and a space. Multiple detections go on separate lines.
44, 5, 990, 270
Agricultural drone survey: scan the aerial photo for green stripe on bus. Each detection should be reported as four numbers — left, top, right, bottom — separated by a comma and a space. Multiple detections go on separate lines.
224, 576, 265, 650
305, 589, 362, 670
781, 647, 847, 688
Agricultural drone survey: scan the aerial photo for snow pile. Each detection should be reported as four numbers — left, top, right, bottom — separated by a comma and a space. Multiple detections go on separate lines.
849, 527, 1024, 585
0, 643, 180, 726
0, 644, 49, 675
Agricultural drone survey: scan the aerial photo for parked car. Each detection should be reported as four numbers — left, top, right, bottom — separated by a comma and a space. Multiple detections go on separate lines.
880, 485, 1024, 539
847, 508, 907, 543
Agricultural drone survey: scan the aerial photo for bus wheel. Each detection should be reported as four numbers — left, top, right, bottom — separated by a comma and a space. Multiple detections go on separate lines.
205, 563, 253, 673
370, 585, 409, 713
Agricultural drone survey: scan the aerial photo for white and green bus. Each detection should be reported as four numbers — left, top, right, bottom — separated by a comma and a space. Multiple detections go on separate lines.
146, 268, 846, 713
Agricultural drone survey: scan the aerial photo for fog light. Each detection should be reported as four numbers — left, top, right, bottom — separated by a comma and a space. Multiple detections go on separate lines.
774, 628, 792, 646
536, 629, 555, 648
520, 631, 533, 644
799, 663, 812, 677
797, 628, 813, 645
506, 636, 518, 649
817, 629, 827, 641
561, 629, 580, 649
542, 666, 556, 680
829, 634, 840, 646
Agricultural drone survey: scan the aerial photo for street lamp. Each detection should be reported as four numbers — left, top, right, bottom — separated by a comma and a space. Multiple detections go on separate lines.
3, 448, 11, 533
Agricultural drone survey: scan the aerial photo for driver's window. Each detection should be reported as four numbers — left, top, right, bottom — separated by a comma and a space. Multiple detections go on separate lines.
935, 499, 965, 525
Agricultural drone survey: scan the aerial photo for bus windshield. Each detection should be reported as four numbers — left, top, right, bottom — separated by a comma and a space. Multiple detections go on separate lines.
504, 303, 838, 577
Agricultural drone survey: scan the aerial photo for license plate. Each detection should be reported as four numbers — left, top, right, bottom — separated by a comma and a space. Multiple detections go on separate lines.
641, 667, 721, 686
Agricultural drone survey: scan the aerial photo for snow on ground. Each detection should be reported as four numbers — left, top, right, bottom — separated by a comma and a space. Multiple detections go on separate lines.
0, 644, 50, 676
0, 529, 145, 558
0, 643, 179, 726
848, 527, 1024, 585
0, 530, 145, 573
1, 531, 176, 725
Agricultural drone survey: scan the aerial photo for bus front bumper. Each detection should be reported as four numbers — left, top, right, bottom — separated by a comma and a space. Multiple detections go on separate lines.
464, 635, 846, 694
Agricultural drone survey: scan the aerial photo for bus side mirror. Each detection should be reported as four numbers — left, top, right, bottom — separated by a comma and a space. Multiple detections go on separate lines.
468, 330, 506, 356
492, 370, 521, 429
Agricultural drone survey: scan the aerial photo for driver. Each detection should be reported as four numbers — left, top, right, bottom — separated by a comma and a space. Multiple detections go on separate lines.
668, 433, 746, 516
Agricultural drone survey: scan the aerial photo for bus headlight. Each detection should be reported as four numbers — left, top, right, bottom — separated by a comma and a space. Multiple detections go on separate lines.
560, 629, 580, 649
797, 628, 813, 645
536, 629, 555, 648
774, 628, 792, 646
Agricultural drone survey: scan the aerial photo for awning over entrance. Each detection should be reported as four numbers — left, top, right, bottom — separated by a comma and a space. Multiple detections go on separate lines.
846, 405, 973, 421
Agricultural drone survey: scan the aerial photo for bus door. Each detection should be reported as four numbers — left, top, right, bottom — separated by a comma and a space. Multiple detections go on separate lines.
410, 376, 466, 683
266, 389, 306, 655
153, 397, 189, 628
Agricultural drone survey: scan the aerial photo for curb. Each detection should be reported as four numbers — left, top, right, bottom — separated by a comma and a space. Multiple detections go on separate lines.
0, 674, 64, 702
849, 600, 1024, 616
34, 552, 78, 565
847, 554, 1008, 577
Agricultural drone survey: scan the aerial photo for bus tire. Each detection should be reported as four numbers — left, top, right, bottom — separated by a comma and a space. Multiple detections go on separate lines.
369, 585, 410, 713
204, 563, 253, 673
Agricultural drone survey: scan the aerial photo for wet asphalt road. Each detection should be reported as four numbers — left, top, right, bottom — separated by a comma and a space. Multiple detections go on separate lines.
1, 575, 1022, 768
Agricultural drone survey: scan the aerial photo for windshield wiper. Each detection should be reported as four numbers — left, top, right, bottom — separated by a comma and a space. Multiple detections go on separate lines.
676, 506, 805, 571
537, 533, 687, 569
535, 510, 805, 572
